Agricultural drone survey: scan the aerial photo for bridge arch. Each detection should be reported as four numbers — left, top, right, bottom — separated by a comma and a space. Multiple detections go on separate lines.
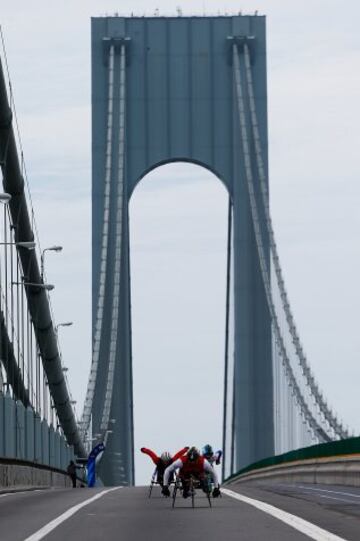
130, 162, 227, 484
130, 158, 229, 199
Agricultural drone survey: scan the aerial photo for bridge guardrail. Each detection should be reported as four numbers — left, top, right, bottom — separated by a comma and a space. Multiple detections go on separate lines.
225, 437, 360, 487
224, 455, 360, 488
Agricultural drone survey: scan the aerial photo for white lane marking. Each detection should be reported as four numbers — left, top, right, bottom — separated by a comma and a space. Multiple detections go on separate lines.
23, 487, 120, 541
0, 489, 50, 499
222, 488, 347, 541
298, 485, 360, 499
0, 491, 31, 498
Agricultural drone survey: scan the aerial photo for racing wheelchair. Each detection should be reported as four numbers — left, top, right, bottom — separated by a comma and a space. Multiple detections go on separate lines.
148, 469, 159, 498
148, 468, 177, 498
172, 473, 212, 508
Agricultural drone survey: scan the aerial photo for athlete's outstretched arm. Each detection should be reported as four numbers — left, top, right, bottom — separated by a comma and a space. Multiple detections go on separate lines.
140, 447, 159, 465
204, 459, 219, 487
172, 446, 189, 462
164, 458, 182, 486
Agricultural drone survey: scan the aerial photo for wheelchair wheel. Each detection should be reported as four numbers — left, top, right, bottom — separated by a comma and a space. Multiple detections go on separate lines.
148, 480, 155, 498
204, 474, 212, 507
190, 477, 195, 509
172, 479, 179, 508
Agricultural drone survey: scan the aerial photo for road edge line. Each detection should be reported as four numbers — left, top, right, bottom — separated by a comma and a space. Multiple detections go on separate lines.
222, 488, 348, 541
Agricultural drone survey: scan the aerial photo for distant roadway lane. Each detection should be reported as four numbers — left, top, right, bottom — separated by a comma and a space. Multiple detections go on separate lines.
1, 482, 360, 540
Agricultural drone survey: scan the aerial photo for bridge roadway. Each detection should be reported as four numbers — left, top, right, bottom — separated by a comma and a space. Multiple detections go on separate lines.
0, 482, 360, 540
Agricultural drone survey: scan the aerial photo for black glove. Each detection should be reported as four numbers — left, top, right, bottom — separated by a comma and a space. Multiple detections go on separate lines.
162, 485, 170, 497
212, 487, 221, 498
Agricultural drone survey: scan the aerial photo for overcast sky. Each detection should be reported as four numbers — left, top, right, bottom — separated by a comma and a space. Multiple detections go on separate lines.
1, 1, 360, 485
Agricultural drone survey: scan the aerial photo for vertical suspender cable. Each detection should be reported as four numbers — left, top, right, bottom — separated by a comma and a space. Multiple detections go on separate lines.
222, 195, 232, 480
3, 208, 8, 387
230, 365, 236, 475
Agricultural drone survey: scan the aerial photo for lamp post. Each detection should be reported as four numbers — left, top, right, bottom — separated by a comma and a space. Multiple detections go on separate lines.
12, 281, 55, 291
26, 282, 54, 291
55, 323, 73, 376
41, 245, 63, 279
0, 241, 36, 249
104, 429, 113, 446
0, 193, 13, 393
0, 193, 11, 203
55, 321, 73, 334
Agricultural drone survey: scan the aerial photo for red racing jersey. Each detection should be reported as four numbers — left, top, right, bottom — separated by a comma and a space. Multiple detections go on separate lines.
179, 455, 206, 477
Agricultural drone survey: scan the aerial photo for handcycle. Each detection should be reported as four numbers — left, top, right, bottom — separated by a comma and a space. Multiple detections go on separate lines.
204, 471, 222, 498
172, 473, 212, 509
148, 468, 176, 498
148, 468, 159, 498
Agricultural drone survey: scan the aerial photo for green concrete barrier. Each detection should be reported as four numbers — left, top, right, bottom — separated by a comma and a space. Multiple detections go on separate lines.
225, 437, 360, 484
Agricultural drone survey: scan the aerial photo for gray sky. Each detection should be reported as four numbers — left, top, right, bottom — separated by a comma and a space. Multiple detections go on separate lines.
1, 1, 360, 485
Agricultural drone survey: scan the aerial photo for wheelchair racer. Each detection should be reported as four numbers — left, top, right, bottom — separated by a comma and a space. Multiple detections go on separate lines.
162, 446, 221, 498
141, 446, 189, 486
202, 444, 222, 465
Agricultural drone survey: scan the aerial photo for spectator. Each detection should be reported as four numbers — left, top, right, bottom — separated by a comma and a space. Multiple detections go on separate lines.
67, 460, 77, 488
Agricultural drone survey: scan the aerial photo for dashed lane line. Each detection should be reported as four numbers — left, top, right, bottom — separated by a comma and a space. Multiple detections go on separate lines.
23, 487, 120, 541
222, 488, 348, 541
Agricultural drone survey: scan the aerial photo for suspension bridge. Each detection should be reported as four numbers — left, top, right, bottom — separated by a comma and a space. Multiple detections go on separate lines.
0, 13, 358, 541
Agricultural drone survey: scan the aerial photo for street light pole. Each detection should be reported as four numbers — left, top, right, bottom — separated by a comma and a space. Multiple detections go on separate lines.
0, 241, 36, 249
12, 281, 55, 291
55, 321, 73, 334
41, 245, 63, 279
0, 193, 11, 203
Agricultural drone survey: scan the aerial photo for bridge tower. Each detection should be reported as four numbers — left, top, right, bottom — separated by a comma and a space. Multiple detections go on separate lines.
90, 15, 273, 485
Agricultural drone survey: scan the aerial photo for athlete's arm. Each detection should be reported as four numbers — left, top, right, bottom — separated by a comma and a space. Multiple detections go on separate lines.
172, 446, 189, 462
203, 459, 219, 487
215, 450, 222, 465
140, 447, 159, 465
164, 458, 182, 486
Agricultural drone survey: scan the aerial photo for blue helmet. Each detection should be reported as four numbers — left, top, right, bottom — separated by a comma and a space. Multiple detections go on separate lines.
202, 444, 213, 458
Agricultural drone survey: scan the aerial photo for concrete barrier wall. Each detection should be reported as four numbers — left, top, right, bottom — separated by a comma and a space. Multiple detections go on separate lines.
225, 455, 360, 488
0, 460, 74, 489
0, 392, 76, 471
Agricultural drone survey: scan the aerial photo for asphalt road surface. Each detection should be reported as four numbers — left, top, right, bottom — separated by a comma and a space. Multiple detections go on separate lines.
1, 482, 360, 540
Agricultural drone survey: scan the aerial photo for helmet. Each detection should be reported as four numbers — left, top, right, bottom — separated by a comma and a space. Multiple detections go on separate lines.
202, 444, 213, 458
187, 447, 200, 462
160, 451, 171, 464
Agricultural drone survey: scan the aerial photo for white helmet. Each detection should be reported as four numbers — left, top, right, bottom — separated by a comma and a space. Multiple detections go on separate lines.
160, 451, 171, 464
